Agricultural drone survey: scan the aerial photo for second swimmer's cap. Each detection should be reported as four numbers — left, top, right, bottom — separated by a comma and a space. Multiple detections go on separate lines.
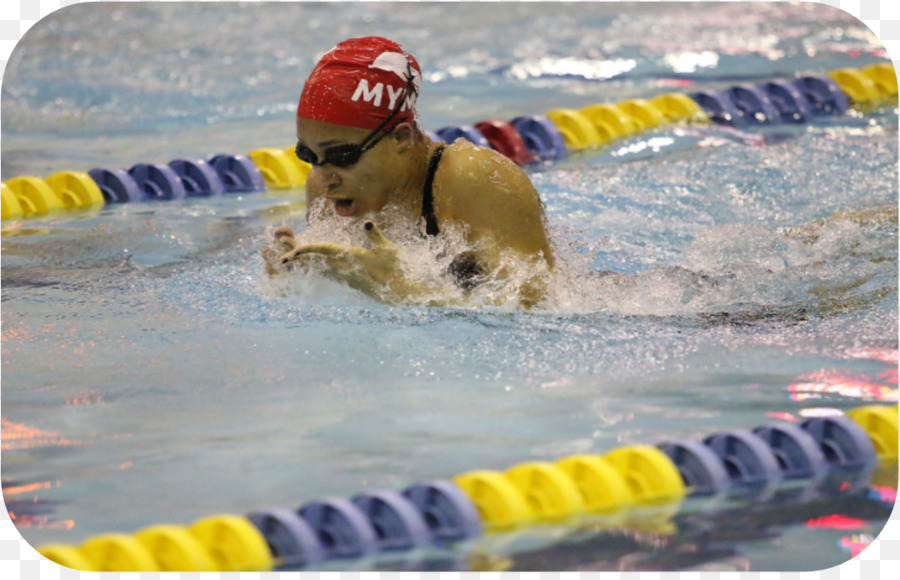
297, 37, 422, 130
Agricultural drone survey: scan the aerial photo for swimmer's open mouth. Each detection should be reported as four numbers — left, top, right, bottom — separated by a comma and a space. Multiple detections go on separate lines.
333, 198, 355, 217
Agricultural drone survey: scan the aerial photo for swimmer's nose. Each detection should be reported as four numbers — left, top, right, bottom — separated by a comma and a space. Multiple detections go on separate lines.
312, 164, 342, 188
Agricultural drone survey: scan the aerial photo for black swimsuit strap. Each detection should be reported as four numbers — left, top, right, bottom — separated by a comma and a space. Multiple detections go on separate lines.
421, 144, 446, 237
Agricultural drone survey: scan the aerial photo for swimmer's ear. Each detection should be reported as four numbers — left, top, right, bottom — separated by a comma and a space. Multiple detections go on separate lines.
391, 122, 416, 151
364, 221, 394, 249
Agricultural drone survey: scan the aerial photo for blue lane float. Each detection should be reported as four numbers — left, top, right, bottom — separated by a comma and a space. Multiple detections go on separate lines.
511, 115, 568, 161
87, 168, 144, 203
702, 430, 784, 490
752, 423, 829, 481
689, 90, 743, 126
246, 507, 325, 569
169, 158, 225, 197
209, 154, 267, 194
351, 490, 432, 551
793, 75, 850, 116
762, 80, 817, 123
297, 497, 381, 560
801, 415, 879, 471
725, 85, 782, 125
128, 163, 187, 201
657, 439, 732, 496
401, 480, 483, 543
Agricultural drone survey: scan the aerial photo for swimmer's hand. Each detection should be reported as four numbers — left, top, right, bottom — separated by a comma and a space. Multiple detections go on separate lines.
277, 221, 453, 305
261, 226, 300, 276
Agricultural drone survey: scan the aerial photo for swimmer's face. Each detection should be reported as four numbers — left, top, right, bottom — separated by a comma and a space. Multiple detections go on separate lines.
297, 117, 405, 219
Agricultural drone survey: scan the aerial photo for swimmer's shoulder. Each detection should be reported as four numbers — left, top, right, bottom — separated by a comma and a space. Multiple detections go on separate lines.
431, 139, 552, 261
434, 139, 541, 212
438, 138, 522, 178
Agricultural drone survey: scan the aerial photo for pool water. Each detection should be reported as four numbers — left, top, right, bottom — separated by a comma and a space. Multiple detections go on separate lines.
2, 2, 897, 572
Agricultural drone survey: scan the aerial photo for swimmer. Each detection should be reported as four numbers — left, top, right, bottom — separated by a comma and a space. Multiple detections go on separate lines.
262, 37, 554, 308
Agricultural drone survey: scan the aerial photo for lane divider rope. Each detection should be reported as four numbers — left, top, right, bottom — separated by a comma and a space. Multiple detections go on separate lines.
34, 403, 897, 571
2, 63, 896, 223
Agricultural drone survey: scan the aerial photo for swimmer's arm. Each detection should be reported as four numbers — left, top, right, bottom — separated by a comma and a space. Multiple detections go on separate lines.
273, 222, 462, 306
784, 203, 898, 242
437, 143, 555, 305
261, 226, 300, 276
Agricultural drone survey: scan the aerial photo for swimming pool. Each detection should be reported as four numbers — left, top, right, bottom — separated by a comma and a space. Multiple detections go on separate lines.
1, 1, 897, 572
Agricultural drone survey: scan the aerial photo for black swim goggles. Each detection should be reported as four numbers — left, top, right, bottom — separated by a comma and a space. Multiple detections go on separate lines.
295, 60, 418, 169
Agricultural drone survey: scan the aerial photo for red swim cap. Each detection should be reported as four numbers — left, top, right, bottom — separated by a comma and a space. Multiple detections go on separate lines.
297, 37, 421, 131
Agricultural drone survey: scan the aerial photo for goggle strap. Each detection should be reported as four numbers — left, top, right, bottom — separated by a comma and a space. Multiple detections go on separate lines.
358, 59, 417, 152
